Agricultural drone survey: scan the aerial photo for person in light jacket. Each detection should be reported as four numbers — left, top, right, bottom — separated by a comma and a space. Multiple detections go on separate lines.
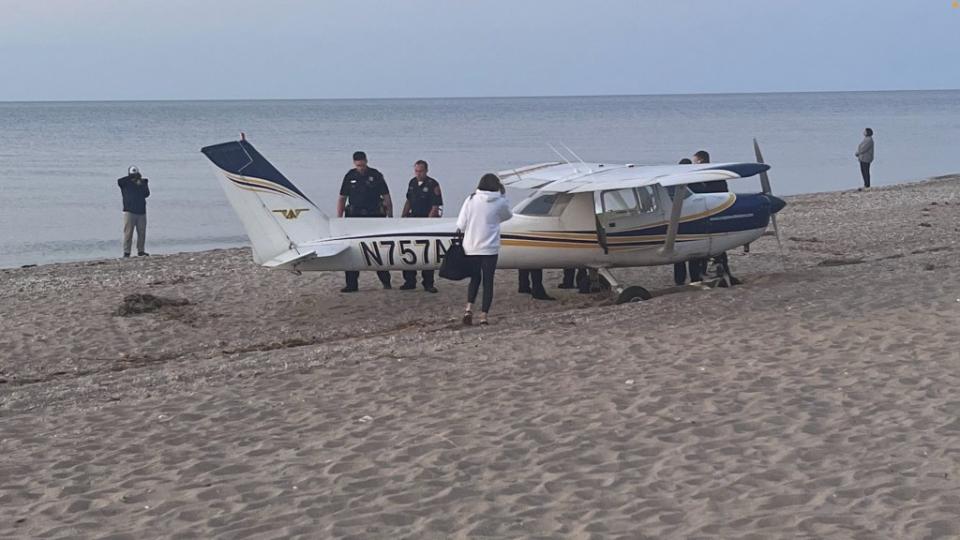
456, 173, 512, 326
856, 128, 875, 188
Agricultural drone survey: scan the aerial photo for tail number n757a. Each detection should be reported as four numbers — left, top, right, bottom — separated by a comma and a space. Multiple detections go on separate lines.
360, 239, 450, 267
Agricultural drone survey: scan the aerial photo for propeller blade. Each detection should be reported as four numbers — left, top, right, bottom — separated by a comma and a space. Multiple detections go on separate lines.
753, 138, 772, 195
754, 138, 785, 265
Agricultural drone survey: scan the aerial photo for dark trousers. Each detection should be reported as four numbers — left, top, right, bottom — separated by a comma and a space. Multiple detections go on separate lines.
518, 269, 545, 294
345, 270, 391, 289
561, 267, 590, 292
402, 270, 434, 287
673, 263, 687, 285
467, 255, 498, 313
860, 161, 871, 188
688, 258, 707, 282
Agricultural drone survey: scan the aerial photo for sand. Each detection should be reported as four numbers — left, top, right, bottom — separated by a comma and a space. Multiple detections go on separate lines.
2, 176, 960, 539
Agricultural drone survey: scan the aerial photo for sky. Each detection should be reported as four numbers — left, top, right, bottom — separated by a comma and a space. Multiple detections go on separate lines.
1, 0, 958, 101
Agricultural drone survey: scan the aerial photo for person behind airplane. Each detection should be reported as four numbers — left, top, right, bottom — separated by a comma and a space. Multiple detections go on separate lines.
856, 127, 875, 189
672, 158, 693, 285
337, 151, 393, 292
118, 166, 150, 258
559, 268, 590, 293
457, 173, 512, 326
400, 159, 443, 293
518, 269, 555, 300
690, 150, 740, 285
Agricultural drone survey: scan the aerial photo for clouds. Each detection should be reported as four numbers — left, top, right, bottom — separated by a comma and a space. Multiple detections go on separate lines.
0, 0, 957, 100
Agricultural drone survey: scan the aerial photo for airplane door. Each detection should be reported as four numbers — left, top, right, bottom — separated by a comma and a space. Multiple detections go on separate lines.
594, 186, 667, 253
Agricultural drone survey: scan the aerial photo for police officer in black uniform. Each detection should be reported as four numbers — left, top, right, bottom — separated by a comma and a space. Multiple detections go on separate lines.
337, 151, 393, 292
400, 159, 443, 292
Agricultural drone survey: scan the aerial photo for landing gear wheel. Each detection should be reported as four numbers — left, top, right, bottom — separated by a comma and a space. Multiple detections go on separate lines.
616, 286, 652, 304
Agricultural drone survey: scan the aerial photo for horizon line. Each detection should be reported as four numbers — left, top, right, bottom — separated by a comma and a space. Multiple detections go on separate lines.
2, 87, 959, 105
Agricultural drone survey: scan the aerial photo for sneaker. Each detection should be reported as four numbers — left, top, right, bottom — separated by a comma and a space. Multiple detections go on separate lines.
399, 282, 417, 290
340, 286, 358, 293
424, 286, 439, 293
462, 311, 473, 326
138, 252, 149, 256
123, 253, 130, 258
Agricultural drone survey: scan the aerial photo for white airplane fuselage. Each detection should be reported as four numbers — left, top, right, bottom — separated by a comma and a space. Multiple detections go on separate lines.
292, 191, 767, 272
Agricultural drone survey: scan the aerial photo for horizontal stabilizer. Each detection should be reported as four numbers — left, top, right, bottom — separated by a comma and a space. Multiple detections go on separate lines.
262, 242, 349, 269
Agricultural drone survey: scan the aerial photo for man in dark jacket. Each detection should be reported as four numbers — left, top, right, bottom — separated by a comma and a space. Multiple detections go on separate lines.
690, 150, 739, 285
400, 160, 443, 292
118, 166, 150, 257
337, 151, 393, 292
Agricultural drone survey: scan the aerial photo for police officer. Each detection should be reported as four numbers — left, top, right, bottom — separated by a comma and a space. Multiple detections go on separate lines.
337, 151, 393, 292
400, 160, 443, 292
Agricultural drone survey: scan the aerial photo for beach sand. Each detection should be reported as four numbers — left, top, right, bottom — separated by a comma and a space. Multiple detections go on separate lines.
2, 177, 960, 539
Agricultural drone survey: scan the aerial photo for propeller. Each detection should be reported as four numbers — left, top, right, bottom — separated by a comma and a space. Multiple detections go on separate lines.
753, 138, 785, 262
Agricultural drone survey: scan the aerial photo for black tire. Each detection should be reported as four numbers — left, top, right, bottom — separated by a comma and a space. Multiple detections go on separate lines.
616, 286, 652, 304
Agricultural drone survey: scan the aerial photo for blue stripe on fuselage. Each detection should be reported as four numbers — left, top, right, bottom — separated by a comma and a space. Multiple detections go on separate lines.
605, 193, 771, 238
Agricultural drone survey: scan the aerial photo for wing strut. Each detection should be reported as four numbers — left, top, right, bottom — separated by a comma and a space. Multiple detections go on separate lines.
660, 186, 688, 255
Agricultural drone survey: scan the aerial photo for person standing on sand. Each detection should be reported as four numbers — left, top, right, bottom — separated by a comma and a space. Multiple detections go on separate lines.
337, 151, 393, 292
856, 128, 875, 189
118, 166, 150, 258
690, 150, 740, 285
518, 269, 555, 300
400, 159, 443, 293
457, 174, 512, 326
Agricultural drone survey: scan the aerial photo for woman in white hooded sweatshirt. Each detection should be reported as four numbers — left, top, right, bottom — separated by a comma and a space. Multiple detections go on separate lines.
456, 173, 512, 325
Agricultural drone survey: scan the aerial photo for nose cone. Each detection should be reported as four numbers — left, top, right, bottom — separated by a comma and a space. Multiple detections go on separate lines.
765, 194, 786, 215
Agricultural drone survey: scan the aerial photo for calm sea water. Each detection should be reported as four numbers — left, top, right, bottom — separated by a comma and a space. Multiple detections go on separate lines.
1, 91, 958, 268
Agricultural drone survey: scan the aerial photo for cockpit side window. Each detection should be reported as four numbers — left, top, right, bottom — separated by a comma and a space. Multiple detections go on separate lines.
636, 186, 659, 213
601, 188, 638, 214
516, 193, 574, 216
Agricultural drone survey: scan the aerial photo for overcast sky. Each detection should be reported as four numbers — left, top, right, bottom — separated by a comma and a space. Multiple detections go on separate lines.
2, 0, 958, 101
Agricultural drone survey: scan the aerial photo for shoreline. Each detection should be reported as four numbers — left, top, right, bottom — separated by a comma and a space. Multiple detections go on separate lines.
3, 173, 958, 272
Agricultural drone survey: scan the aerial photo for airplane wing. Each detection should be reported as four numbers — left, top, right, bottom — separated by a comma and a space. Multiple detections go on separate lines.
498, 162, 770, 193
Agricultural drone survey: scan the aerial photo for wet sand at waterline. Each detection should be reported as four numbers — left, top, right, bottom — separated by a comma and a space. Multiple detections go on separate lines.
2, 176, 959, 539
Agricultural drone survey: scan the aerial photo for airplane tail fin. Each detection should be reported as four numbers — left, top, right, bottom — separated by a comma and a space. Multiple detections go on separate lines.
201, 138, 329, 265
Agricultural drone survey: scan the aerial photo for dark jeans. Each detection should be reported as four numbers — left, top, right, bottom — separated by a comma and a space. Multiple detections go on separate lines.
402, 270, 435, 287
345, 270, 391, 289
860, 161, 871, 188
467, 255, 498, 313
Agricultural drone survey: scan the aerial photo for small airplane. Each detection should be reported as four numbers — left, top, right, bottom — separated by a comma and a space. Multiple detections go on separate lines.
200, 136, 786, 303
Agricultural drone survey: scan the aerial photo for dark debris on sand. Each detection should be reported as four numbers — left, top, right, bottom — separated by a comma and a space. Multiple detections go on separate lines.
116, 293, 191, 316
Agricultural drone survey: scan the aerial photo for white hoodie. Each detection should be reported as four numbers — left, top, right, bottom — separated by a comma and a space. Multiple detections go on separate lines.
456, 190, 513, 255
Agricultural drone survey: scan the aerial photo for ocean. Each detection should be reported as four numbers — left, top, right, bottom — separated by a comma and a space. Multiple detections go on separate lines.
1, 91, 958, 268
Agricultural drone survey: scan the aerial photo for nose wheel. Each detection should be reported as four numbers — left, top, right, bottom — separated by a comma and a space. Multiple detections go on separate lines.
595, 268, 653, 304
617, 286, 652, 304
